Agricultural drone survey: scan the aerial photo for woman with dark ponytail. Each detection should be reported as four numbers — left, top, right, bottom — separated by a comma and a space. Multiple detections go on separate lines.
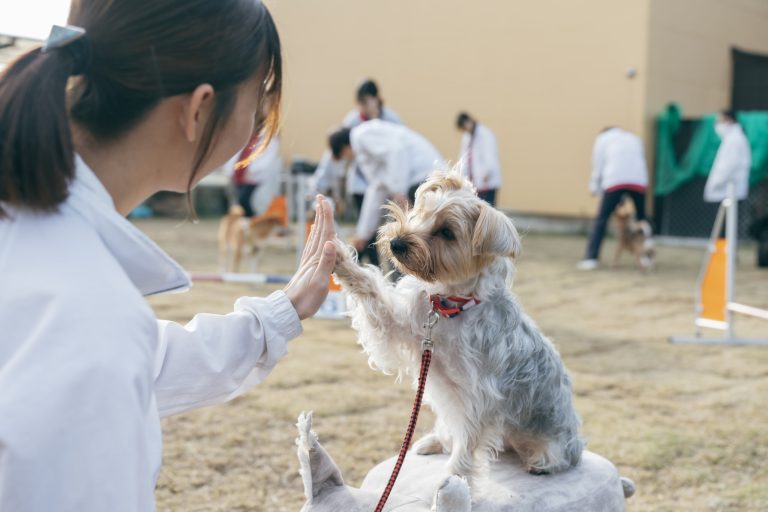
0, 1, 336, 510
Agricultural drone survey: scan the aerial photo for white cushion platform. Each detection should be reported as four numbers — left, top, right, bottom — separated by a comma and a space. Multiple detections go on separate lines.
360, 451, 627, 511
297, 413, 633, 512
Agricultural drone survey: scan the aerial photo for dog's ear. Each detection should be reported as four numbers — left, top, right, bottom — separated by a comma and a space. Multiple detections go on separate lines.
472, 204, 520, 258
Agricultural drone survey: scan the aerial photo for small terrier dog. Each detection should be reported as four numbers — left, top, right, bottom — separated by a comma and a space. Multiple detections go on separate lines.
217, 205, 283, 272
333, 170, 584, 487
613, 196, 654, 271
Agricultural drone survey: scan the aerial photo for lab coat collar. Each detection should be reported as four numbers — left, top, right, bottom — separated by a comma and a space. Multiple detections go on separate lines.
67, 155, 191, 296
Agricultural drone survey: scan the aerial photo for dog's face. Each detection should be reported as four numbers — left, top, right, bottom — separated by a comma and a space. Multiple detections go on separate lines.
378, 171, 520, 284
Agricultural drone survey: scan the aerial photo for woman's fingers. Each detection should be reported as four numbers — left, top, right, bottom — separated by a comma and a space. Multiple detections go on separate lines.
304, 195, 334, 262
301, 200, 323, 261
319, 196, 335, 244
308, 199, 323, 255
284, 196, 337, 320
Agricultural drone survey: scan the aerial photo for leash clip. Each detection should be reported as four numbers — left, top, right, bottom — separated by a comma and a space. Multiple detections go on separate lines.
422, 309, 439, 351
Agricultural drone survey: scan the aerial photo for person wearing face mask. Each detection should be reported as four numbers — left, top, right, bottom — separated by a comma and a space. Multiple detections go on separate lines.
577, 127, 649, 270
704, 110, 751, 204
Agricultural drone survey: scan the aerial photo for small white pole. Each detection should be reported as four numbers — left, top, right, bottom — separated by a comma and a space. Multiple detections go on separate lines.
725, 181, 737, 340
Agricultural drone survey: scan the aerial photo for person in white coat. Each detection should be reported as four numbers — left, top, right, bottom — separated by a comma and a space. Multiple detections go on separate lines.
577, 127, 649, 270
0, 3, 336, 511
328, 120, 446, 252
456, 112, 502, 206
312, 79, 403, 200
312, 79, 403, 265
704, 110, 751, 204
223, 134, 281, 217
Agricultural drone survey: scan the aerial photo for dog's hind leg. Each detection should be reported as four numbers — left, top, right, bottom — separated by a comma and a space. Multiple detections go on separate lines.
612, 242, 623, 268
414, 417, 451, 455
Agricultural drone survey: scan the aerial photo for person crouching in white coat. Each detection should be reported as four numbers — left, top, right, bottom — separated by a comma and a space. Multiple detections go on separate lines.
311, 79, 404, 266
0, 3, 337, 511
327, 119, 446, 254
704, 110, 751, 206
456, 112, 503, 206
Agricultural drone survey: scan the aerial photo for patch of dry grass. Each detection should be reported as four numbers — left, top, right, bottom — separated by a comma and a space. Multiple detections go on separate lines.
136, 219, 768, 512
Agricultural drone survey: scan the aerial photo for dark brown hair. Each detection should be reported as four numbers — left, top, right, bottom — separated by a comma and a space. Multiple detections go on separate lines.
328, 127, 351, 160
0, 0, 282, 217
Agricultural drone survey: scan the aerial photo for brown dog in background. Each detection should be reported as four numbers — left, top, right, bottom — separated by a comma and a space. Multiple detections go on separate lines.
613, 196, 654, 271
217, 205, 283, 272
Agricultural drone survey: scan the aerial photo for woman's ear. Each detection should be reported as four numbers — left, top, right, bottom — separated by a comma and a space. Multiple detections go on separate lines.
471, 203, 521, 258
179, 84, 215, 143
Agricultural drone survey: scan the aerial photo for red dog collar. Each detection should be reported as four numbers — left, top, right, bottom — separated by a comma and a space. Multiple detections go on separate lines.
429, 294, 482, 319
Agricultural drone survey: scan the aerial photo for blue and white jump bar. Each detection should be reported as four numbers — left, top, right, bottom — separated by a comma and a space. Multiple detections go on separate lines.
190, 272, 291, 285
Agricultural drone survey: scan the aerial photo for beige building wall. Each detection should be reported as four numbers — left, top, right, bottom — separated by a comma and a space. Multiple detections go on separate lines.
266, 0, 651, 217
646, 0, 768, 119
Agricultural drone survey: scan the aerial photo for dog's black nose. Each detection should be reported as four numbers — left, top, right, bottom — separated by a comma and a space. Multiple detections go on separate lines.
390, 237, 408, 256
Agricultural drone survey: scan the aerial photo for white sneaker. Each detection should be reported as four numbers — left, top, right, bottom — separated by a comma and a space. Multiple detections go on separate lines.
576, 259, 598, 270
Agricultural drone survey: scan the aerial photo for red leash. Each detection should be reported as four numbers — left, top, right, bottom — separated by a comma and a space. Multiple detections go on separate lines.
374, 310, 439, 512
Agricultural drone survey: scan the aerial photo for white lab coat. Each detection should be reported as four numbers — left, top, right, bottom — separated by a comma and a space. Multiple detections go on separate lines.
589, 128, 648, 194
457, 123, 502, 191
350, 120, 446, 240
0, 156, 302, 511
312, 106, 403, 196
223, 136, 281, 186
704, 124, 751, 202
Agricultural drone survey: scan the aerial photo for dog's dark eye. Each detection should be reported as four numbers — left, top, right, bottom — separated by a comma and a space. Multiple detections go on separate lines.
435, 227, 455, 241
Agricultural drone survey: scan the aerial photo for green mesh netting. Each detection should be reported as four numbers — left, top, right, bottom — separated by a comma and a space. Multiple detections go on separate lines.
654, 104, 768, 196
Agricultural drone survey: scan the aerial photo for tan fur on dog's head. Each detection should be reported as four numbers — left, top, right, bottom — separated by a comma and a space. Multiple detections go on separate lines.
378, 169, 520, 284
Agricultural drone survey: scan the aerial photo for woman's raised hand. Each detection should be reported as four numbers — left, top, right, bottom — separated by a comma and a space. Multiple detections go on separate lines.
284, 195, 337, 320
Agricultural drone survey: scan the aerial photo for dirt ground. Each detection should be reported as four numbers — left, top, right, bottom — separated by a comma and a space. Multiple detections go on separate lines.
134, 218, 768, 512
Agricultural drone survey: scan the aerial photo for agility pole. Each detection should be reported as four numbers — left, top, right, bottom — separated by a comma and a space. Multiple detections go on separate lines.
670, 181, 768, 346
189, 272, 291, 285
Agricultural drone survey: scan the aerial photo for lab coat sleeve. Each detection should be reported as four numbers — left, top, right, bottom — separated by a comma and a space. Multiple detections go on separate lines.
589, 137, 605, 194
458, 133, 470, 176
383, 108, 404, 125
474, 132, 494, 189
153, 290, 302, 417
488, 132, 502, 187
311, 150, 342, 194
355, 182, 389, 241
705, 138, 739, 197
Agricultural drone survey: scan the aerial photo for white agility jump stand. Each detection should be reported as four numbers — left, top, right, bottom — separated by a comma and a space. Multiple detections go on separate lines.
671, 182, 768, 346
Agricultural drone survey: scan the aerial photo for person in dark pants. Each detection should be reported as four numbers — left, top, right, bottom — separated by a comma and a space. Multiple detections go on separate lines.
578, 127, 650, 270
584, 188, 646, 262
228, 134, 280, 217
351, 193, 380, 266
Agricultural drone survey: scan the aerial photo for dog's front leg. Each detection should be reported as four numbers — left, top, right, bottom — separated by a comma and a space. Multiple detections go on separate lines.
333, 240, 426, 370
